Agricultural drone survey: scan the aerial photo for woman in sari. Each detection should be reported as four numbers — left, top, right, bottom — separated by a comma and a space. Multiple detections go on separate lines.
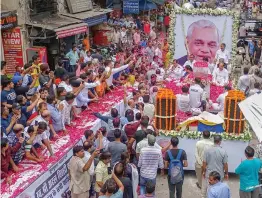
162, 39, 170, 68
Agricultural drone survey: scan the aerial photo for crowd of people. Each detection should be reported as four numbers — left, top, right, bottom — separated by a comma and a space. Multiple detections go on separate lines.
1, 6, 262, 198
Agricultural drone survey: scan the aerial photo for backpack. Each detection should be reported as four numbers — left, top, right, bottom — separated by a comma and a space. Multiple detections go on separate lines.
167, 149, 184, 184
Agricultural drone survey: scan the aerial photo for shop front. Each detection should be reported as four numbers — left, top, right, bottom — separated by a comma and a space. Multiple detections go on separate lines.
25, 15, 88, 69
1, 10, 24, 74
61, 9, 113, 47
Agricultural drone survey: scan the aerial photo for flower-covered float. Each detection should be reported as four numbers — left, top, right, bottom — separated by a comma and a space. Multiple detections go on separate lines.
156, 6, 250, 172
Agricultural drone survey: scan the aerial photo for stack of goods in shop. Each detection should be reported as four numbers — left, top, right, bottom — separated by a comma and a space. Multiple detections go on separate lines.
224, 90, 246, 134
155, 88, 177, 131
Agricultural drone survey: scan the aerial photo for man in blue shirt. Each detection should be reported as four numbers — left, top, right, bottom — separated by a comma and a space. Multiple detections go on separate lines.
1, 106, 17, 135
207, 171, 230, 198
235, 146, 262, 198
248, 39, 256, 65
46, 95, 66, 134
66, 44, 79, 72
9, 103, 27, 127
1, 79, 16, 108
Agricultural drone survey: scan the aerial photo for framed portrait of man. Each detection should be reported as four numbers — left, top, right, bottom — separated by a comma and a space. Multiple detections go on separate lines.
173, 13, 234, 65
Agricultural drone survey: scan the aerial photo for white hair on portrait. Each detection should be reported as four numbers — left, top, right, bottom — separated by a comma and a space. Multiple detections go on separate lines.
187, 19, 220, 43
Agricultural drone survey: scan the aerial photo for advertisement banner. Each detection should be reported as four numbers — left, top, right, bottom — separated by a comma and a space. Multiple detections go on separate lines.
123, 0, 139, 14
18, 139, 83, 198
2, 27, 24, 74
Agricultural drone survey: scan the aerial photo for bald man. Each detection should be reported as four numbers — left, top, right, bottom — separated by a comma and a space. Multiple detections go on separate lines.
28, 121, 54, 156
177, 19, 220, 65
31, 109, 57, 138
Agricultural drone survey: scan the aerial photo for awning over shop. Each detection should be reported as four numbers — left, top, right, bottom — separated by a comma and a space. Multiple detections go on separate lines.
61, 9, 112, 27
26, 15, 87, 39
1, 10, 18, 30
55, 23, 87, 38
139, 0, 157, 11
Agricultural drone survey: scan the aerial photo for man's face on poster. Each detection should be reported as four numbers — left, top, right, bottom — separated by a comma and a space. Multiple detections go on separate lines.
187, 27, 219, 63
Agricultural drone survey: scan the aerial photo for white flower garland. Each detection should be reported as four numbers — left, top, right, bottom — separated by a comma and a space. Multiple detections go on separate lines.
168, 8, 240, 67
159, 122, 252, 141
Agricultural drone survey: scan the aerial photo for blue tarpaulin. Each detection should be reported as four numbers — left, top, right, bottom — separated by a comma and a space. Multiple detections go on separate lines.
139, 0, 157, 11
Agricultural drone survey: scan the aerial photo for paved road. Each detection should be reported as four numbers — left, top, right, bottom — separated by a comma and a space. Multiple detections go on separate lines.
154, 130, 260, 198
155, 171, 240, 198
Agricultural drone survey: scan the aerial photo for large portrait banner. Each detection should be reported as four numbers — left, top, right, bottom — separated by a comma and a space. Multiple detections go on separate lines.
168, 8, 240, 66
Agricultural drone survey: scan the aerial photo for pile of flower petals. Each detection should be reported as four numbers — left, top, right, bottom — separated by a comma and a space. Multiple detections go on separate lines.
1, 87, 128, 198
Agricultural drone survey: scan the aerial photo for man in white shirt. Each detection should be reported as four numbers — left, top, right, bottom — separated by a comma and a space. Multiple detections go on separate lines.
195, 131, 213, 189
149, 27, 157, 40
212, 63, 229, 86
105, 60, 133, 87
58, 74, 73, 92
155, 43, 162, 59
145, 42, 155, 62
239, 25, 246, 37
151, 56, 159, 69
113, 28, 121, 45
27, 121, 54, 156
210, 86, 231, 112
238, 67, 250, 93
249, 82, 261, 96
176, 86, 191, 112
167, 59, 184, 80
84, 51, 93, 63
120, 27, 128, 46
60, 93, 77, 130
143, 95, 155, 121
189, 78, 206, 111
215, 43, 231, 64
183, 54, 196, 69
31, 109, 58, 138
83, 140, 96, 194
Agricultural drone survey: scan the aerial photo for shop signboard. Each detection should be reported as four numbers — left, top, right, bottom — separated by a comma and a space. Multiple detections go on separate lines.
1, 10, 18, 30
123, 0, 139, 14
1, 27, 24, 74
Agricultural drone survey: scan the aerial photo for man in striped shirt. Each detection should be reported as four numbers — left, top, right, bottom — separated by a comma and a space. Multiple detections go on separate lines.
138, 134, 164, 195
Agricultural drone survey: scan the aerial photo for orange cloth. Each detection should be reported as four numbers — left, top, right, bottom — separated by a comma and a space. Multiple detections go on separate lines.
162, 43, 169, 66
82, 38, 90, 51
96, 79, 107, 97
55, 78, 61, 85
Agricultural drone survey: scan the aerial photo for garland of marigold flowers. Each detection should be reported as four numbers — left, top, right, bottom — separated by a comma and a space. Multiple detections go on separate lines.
225, 90, 245, 134
226, 98, 231, 133
156, 89, 176, 131
233, 98, 237, 134
239, 107, 243, 135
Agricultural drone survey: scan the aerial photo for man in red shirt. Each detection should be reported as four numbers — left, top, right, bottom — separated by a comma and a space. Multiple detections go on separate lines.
1, 138, 22, 183
164, 15, 170, 33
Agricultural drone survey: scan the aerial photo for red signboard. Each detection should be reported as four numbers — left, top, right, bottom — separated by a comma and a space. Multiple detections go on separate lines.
2, 27, 24, 74
56, 26, 87, 39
